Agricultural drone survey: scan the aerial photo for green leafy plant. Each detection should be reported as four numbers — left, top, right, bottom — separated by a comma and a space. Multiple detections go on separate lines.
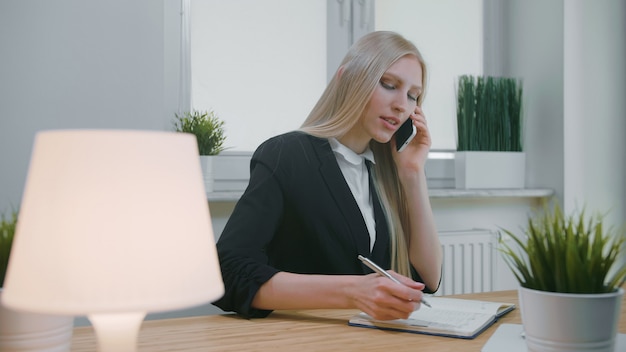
173, 110, 227, 156
0, 209, 18, 287
500, 203, 626, 294
456, 75, 523, 152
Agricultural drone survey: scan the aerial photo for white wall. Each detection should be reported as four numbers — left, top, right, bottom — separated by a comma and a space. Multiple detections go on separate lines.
563, 0, 626, 230
498, 0, 626, 241
498, 0, 565, 196
191, 0, 482, 152
564, 0, 626, 270
500, 0, 626, 263
0, 0, 181, 213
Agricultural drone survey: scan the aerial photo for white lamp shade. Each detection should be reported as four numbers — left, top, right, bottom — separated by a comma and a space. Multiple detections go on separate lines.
2, 130, 224, 315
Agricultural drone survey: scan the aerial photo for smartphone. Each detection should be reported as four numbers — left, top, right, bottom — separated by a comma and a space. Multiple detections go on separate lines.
395, 118, 416, 152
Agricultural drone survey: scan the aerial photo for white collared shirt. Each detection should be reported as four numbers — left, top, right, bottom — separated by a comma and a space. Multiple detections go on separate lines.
329, 138, 376, 252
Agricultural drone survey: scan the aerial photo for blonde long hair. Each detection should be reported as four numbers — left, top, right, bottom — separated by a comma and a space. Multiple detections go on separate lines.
300, 31, 428, 277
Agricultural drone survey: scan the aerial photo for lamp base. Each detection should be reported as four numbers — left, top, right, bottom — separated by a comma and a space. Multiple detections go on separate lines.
89, 312, 146, 352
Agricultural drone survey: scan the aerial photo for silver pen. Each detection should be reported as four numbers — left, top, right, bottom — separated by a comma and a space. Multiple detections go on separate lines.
358, 254, 432, 308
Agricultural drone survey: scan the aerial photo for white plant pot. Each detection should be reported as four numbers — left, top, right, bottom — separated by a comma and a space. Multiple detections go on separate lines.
200, 155, 215, 193
0, 290, 74, 352
455, 151, 525, 189
200, 152, 252, 194
519, 286, 623, 352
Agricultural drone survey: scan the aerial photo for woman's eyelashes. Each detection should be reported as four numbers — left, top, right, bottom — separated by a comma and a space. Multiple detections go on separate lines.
380, 80, 395, 90
380, 80, 419, 103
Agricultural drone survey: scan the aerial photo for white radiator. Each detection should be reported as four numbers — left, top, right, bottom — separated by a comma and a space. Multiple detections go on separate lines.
435, 229, 499, 296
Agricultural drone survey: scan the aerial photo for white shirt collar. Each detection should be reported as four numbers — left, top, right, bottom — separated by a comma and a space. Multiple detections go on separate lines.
329, 138, 375, 166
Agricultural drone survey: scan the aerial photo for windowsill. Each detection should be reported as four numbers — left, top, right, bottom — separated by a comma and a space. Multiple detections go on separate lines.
204, 151, 554, 202
428, 188, 554, 198
207, 188, 554, 202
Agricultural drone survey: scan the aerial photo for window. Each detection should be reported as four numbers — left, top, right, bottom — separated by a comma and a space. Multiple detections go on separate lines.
190, 0, 483, 151
190, 0, 326, 151
374, 0, 483, 150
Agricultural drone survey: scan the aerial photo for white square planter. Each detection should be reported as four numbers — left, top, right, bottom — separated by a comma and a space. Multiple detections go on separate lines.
455, 151, 525, 189
200, 152, 252, 193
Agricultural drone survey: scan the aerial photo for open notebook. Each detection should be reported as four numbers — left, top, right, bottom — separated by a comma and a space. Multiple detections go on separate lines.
348, 296, 515, 339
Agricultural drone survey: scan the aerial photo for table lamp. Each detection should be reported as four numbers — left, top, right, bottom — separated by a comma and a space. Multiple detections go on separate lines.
1, 130, 224, 352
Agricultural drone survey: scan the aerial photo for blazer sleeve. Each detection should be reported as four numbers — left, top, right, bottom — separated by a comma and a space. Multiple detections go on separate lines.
212, 135, 291, 318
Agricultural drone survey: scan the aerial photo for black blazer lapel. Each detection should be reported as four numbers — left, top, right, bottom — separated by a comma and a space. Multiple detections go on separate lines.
308, 136, 371, 257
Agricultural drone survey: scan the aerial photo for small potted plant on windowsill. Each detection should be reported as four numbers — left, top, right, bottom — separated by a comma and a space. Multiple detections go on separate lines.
455, 75, 524, 189
174, 110, 228, 193
500, 202, 626, 352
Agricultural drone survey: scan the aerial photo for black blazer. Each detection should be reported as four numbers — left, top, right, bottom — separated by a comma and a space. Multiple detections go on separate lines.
213, 131, 425, 318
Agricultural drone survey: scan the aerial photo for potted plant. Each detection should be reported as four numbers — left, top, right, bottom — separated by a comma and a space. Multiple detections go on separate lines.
0, 208, 74, 350
174, 110, 227, 193
455, 75, 524, 189
0, 209, 17, 289
500, 202, 626, 352
174, 110, 227, 156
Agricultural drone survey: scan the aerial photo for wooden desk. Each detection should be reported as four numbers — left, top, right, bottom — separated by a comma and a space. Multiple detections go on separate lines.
71, 289, 626, 351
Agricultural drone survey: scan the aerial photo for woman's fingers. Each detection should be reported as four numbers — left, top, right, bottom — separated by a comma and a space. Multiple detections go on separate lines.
354, 273, 426, 320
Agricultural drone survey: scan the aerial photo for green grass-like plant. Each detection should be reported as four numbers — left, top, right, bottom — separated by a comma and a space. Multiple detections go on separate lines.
0, 209, 18, 287
456, 75, 523, 152
173, 110, 227, 156
500, 203, 626, 294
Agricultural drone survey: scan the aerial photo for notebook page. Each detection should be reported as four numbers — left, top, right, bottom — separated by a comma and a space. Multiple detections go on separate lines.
404, 308, 494, 334
425, 297, 511, 315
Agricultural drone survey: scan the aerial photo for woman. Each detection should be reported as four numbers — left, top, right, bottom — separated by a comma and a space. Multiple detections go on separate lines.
213, 31, 442, 320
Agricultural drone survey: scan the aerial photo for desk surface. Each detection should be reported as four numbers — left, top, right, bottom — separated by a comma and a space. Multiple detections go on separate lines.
71, 289, 626, 352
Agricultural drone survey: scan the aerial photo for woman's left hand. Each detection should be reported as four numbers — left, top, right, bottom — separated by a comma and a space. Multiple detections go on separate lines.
393, 106, 431, 174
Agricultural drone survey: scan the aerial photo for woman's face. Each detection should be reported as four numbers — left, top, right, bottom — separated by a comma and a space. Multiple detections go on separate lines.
341, 55, 423, 153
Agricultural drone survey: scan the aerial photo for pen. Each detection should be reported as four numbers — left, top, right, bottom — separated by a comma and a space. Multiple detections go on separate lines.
358, 254, 432, 308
